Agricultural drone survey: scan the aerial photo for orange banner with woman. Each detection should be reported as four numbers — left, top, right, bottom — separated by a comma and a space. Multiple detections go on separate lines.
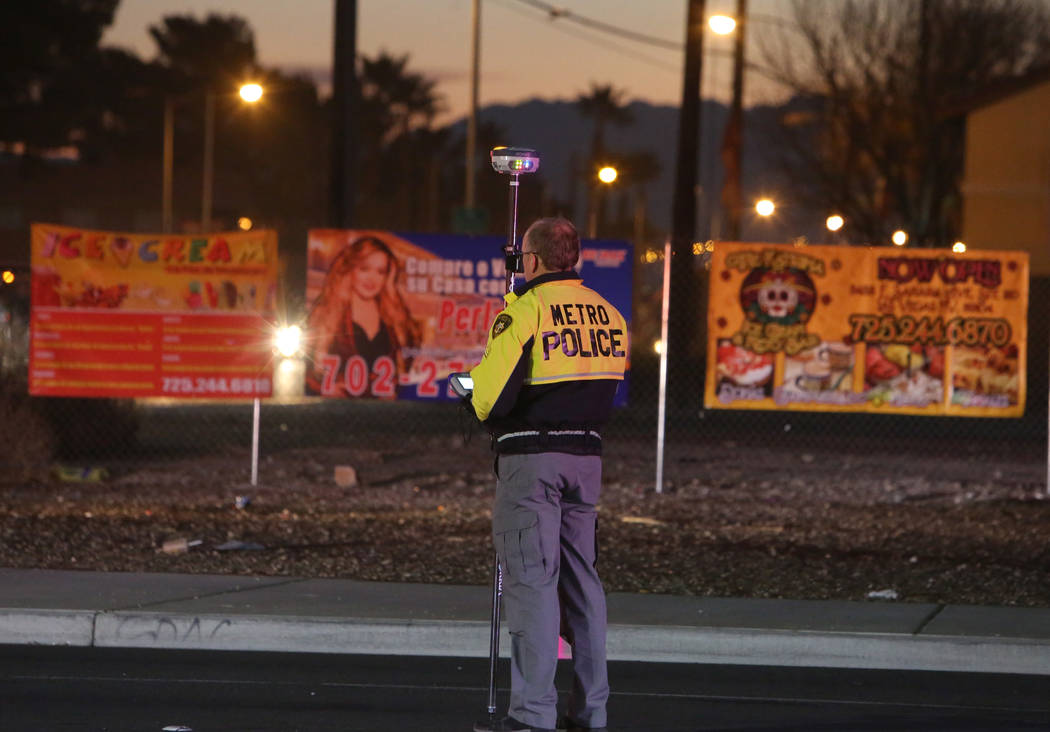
705, 243, 1029, 417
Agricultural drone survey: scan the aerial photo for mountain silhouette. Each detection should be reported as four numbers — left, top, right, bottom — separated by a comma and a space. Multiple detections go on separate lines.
449, 96, 821, 242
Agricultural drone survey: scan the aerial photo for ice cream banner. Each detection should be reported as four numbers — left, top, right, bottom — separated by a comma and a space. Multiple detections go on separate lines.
306, 230, 632, 401
706, 243, 1029, 417
30, 223, 279, 398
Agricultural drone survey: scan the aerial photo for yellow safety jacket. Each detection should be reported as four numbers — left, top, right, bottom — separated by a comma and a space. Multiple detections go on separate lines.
470, 271, 628, 455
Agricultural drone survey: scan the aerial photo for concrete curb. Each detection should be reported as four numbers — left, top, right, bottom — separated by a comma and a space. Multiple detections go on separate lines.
606, 624, 1050, 675
5, 608, 1049, 675
0, 609, 96, 647
93, 612, 495, 657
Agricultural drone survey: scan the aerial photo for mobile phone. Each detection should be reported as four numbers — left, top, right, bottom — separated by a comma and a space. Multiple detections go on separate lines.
448, 372, 474, 398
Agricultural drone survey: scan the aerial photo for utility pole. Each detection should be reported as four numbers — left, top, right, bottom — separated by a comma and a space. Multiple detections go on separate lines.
917, 0, 932, 246
720, 0, 746, 241
668, 0, 706, 402
330, 0, 358, 227
465, 0, 481, 209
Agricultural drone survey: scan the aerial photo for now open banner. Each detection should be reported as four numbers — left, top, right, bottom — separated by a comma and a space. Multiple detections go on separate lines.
305, 230, 632, 401
705, 242, 1029, 417
29, 223, 279, 398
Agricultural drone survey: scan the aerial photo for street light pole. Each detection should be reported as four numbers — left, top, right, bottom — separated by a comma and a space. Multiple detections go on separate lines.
162, 97, 174, 233
201, 90, 215, 232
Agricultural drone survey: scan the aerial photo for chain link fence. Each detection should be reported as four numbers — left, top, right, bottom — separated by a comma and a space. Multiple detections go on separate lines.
1, 256, 1047, 487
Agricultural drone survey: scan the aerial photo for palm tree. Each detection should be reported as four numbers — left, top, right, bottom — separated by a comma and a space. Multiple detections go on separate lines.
356, 51, 445, 228
576, 83, 634, 234
576, 82, 634, 163
149, 13, 257, 91
359, 52, 443, 143
619, 150, 662, 244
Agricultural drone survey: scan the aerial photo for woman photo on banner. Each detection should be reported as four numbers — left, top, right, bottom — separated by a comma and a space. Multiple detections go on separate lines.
305, 236, 420, 397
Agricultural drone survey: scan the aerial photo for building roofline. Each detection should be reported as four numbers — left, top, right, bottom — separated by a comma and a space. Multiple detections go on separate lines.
942, 65, 1050, 119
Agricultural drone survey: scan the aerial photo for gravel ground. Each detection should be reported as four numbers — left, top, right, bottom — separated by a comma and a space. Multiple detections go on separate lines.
2, 433, 1049, 608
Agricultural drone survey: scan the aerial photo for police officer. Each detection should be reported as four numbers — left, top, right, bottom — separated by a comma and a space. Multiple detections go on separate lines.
470, 217, 627, 732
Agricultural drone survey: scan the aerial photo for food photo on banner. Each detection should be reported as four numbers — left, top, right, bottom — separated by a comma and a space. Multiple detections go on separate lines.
29, 223, 280, 399
705, 242, 1029, 417
304, 229, 632, 401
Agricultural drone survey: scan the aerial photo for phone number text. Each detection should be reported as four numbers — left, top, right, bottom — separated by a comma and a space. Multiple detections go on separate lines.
847, 314, 1012, 347
162, 376, 271, 395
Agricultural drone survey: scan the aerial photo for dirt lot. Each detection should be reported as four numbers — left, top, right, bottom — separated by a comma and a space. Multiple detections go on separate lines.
2, 428, 1049, 609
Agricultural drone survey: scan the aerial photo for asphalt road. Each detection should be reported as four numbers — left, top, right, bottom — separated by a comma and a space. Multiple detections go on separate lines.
2, 646, 1048, 731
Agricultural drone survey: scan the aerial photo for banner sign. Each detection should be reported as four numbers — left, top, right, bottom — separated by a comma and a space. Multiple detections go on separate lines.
306, 230, 632, 401
30, 223, 279, 398
705, 243, 1029, 417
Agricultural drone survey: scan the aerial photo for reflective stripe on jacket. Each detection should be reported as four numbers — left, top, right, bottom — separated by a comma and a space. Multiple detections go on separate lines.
469, 271, 628, 455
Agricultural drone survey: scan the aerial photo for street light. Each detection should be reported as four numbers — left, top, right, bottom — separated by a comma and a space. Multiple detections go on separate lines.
708, 15, 737, 35
589, 165, 619, 237
953, 241, 967, 253
755, 198, 775, 217
162, 83, 264, 234
892, 230, 908, 246
239, 83, 263, 103
826, 214, 844, 232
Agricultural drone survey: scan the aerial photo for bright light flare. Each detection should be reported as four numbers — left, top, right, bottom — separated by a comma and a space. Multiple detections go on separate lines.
238, 216, 253, 231
755, 199, 775, 217
708, 15, 737, 34
274, 325, 302, 358
892, 230, 908, 246
826, 215, 844, 232
239, 83, 263, 103
597, 166, 618, 184
1, 270, 13, 284
952, 241, 967, 253
653, 339, 664, 355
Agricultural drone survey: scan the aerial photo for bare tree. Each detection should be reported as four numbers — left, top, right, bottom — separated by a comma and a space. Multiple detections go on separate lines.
758, 0, 1050, 246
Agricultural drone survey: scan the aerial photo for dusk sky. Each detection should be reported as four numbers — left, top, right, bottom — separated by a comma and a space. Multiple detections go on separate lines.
102, 0, 797, 124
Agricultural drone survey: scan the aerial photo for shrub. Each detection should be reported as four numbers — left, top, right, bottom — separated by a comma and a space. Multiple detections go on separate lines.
0, 377, 55, 480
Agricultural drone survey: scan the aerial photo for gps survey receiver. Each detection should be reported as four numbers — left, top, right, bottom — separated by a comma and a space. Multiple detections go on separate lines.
490, 147, 540, 282
489, 146, 540, 175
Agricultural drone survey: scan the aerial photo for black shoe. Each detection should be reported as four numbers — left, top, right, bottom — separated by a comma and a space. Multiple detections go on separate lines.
473, 715, 557, 732
558, 717, 608, 732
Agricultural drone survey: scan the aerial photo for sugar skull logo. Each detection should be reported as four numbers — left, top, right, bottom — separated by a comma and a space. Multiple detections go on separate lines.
724, 248, 824, 355
740, 267, 816, 326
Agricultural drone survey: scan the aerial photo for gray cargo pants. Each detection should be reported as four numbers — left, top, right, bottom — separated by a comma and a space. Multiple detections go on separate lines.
493, 452, 609, 730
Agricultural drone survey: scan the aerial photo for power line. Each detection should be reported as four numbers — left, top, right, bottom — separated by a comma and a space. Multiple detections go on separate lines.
509, 0, 683, 51
491, 0, 682, 73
